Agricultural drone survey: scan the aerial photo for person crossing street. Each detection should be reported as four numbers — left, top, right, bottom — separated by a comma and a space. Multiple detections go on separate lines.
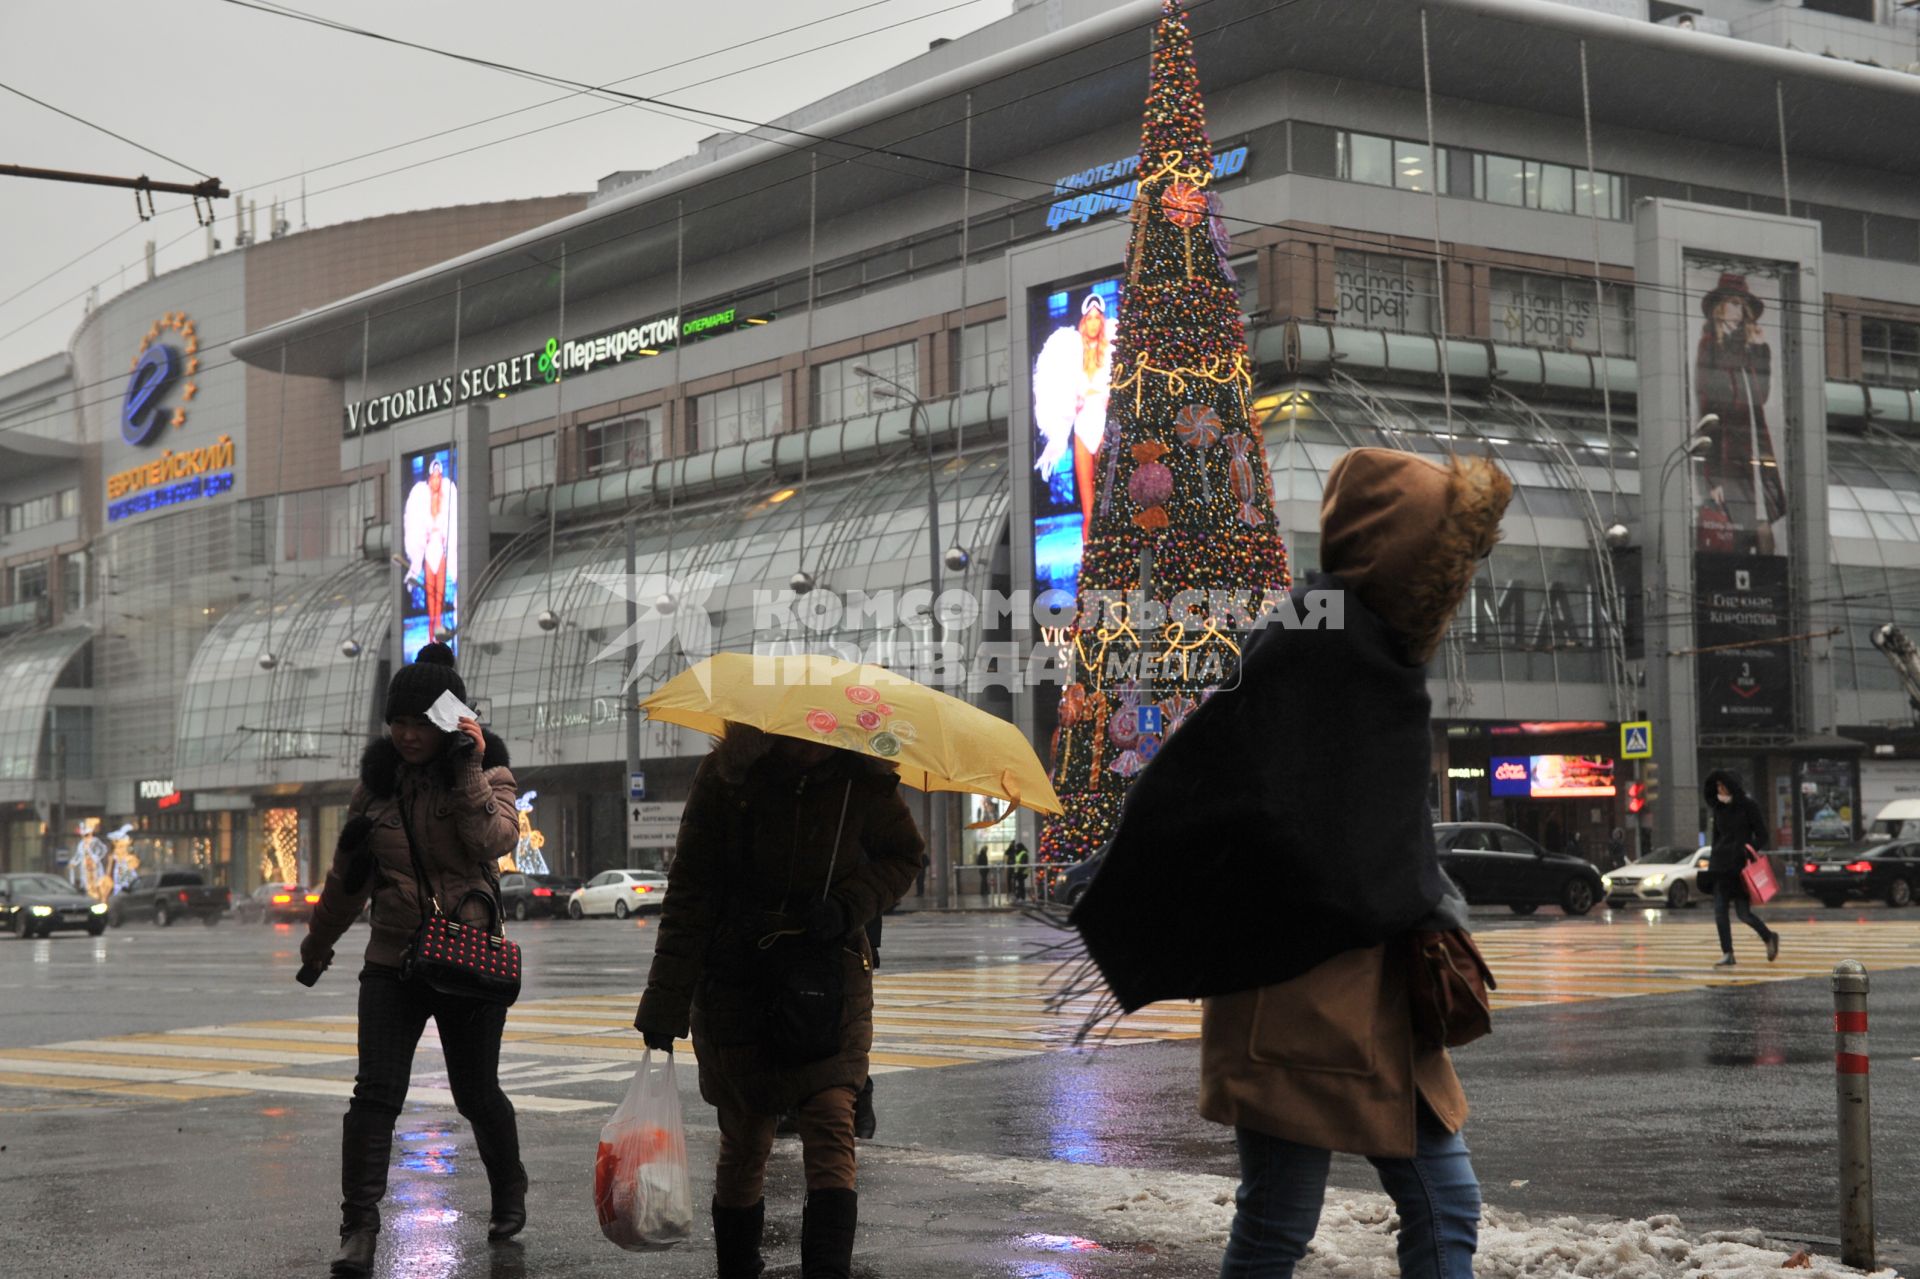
1702, 769, 1779, 968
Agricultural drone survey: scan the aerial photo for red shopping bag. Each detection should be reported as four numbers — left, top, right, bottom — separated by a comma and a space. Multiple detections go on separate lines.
1740, 846, 1779, 904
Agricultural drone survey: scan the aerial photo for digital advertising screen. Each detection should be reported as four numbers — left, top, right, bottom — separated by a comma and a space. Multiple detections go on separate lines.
1490, 755, 1617, 799
1028, 273, 1123, 600
400, 445, 458, 660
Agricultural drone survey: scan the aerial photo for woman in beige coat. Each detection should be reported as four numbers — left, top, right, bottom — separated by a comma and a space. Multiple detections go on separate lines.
1200, 450, 1509, 1279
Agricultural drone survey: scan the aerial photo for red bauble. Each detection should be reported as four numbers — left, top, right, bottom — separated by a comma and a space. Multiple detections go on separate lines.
1161, 180, 1206, 229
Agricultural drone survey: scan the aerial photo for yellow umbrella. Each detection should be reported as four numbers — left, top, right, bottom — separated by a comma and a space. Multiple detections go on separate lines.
642, 652, 1062, 817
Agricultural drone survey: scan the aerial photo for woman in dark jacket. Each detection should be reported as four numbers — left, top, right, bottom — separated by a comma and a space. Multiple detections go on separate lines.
634, 724, 923, 1279
300, 644, 525, 1276
1703, 768, 1779, 967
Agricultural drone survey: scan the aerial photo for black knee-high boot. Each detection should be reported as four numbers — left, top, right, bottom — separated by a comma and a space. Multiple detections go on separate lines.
712, 1199, 766, 1278
332, 1107, 394, 1276
800, 1188, 857, 1279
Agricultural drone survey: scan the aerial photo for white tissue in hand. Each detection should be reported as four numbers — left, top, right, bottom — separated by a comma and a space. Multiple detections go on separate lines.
426, 689, 476, 733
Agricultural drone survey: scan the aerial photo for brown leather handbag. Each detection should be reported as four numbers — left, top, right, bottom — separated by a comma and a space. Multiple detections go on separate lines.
1406, 929, 1496, 1050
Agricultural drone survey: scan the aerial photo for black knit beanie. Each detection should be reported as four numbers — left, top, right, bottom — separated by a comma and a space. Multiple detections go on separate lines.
385, 642, 467, 722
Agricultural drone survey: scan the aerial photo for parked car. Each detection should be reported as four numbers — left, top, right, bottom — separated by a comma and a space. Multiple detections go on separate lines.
1801, 841, 1920, 908
232, 882, 318, 925
568, 869, 668, 919
1602, 848, 1710, 910
1, 872, 108, 938
108, 867, 232, 928
1060, 852, 1103, 906
1433, 822, 1605, 916
499, 873, 581, 921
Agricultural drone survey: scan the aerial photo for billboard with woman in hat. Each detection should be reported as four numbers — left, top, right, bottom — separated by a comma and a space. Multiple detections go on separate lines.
1687, 258, 1789, 555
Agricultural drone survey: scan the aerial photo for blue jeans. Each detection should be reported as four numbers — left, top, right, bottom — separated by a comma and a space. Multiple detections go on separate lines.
1220, 1105, 1480, 1279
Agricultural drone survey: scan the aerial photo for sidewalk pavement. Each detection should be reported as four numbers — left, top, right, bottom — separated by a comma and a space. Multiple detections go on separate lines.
2, 1088, 1905, 1278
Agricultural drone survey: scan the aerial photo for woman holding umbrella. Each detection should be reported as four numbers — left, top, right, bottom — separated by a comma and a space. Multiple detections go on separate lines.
633, 655, 1058, 1277
633, 722, 922, 1279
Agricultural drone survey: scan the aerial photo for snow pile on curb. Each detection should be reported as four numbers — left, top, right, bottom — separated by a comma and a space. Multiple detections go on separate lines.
892, 1150, 1895, 1278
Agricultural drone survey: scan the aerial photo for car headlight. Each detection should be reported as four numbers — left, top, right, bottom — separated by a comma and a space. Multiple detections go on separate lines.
90, 902, 108, 914
29, 905, 53, 916
1600, 875, 1613, 889
1644, 874, 1665, 888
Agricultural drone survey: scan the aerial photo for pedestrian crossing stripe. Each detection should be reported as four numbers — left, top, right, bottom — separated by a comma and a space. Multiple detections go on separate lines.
5, 920, 1919, 1108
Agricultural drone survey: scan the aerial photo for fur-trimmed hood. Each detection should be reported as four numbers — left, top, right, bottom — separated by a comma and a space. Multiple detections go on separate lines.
711, 722, 900, 788
358, 729, 511, 798
1703, 768, 1750, 808
1320, 449, 1513, 665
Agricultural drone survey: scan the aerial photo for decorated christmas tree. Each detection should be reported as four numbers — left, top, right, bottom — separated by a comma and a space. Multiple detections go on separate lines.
1039, 0, 1290, 864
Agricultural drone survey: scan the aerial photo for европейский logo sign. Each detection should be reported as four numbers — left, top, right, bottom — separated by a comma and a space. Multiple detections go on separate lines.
122, 311, 199, 446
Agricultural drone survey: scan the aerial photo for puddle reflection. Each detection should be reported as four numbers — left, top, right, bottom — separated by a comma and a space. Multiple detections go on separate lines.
387, 1122, 463, 1279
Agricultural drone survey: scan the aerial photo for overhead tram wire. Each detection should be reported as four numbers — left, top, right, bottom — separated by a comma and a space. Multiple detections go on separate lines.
3, 0, 1872, 424
8, 0, 1841, 363
3, 0, 1299, 373
0, 81, 214, 179
13, 0, 1863, 364
0, 0, 984, 324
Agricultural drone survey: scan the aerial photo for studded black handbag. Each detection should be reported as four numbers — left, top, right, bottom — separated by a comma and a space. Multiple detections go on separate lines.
396, 796, 522, 1006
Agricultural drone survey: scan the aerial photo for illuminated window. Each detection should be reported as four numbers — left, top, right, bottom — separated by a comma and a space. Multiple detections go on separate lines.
691, 377, 782, 451
1335, 131, 1451, 195
813, 344, 917, 425
262, 807, 300, 884
579, 414, 659, 475
1863, 319, 1920, 386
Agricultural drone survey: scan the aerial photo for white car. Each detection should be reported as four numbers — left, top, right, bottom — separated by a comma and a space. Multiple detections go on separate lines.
1602, 848, 1710, 910
567, 869, 669, 919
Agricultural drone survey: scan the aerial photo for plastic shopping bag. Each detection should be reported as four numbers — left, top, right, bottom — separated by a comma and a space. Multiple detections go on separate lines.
1741, 846, 1779, 904
594, 1049, 693, 1251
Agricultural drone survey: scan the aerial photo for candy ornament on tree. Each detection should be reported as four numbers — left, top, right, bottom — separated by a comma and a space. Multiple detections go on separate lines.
1039, 0, 1289, 866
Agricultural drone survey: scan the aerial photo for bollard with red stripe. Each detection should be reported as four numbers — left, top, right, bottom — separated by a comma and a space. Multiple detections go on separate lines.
1832, 959, 1874, 1273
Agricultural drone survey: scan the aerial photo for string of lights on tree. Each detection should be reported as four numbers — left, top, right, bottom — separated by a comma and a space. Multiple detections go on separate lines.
1039, 0, 1290, 863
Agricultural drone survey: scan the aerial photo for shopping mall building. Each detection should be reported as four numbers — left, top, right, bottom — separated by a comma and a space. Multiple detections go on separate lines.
6, 0, 1920, 893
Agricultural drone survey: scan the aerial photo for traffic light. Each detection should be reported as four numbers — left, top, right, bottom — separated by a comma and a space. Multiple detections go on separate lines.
1627, 782, 1648, 814
1644, 763, 1661, 805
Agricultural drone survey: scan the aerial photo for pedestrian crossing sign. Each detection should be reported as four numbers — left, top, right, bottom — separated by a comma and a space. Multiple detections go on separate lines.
1621, 721, 1653, 759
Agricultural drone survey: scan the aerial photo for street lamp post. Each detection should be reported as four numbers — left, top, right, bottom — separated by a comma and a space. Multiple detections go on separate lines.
859, 367, 953, 908
1647, 416, 1717, 851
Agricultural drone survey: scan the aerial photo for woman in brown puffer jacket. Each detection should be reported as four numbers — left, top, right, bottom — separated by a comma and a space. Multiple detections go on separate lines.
300, 643, 524, 1277
634, 724, 924, 1279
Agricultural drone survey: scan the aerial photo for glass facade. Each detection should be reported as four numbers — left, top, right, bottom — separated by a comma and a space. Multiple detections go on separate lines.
1260, 380, 1638, 695
175, 559, 390, 785
462, 447, 1010, 761
814, 344, 917, 425
0, 626, 91, 783
692, 378, 783, 451
493, 433, 557, 494
1862, 319, 1920, 386
1334, 252, 1439, 335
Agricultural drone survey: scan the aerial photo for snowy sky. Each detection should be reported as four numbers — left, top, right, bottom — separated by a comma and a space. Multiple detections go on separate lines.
0, 0, 1007, 373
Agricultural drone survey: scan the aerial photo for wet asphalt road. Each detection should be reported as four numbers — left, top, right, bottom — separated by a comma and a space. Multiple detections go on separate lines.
4, 906, 1919, 1276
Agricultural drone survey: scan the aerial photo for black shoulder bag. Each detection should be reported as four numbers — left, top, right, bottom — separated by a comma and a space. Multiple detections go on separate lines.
396, 791, 522, 1006
751, 779, 856, 1065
